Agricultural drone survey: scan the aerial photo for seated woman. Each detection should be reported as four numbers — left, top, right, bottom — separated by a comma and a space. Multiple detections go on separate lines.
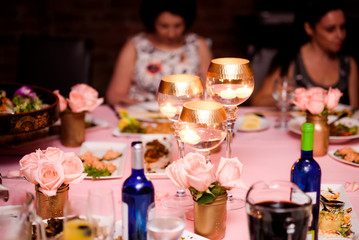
251, 0, 358, 108
106, 0, 213, 105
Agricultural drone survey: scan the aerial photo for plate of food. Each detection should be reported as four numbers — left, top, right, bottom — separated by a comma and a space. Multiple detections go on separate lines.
319, 184, 359, 239
235, 113, 270, 132
141, 134, 173, 178
112, 108, 173, 136
288, 116, 359, 143
126, 101, 168, 122
79, 141, 128, 179
328, 147, 359, 167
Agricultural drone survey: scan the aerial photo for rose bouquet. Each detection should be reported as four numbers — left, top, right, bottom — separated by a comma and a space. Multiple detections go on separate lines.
292, 87, 342, 116
53, 83, 103, 113
165, 152, 247, 205
20, 147, 87, 196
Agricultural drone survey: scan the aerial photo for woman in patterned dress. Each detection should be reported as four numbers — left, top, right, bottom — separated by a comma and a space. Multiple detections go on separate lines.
251, 0, 358, 108
106, 0, 213, 105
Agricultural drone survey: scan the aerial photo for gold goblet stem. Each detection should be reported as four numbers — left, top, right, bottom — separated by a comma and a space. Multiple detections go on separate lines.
223, 106, 238, 158
174, 121, 185, 159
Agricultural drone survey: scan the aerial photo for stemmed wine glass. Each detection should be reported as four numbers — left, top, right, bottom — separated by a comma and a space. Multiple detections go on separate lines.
157, 74, 204, 214
272, 76, 296, 129
206, 58, 255, 158
177, 100, 227, 163
206, 57, 254, 210
146, 202, 186, 240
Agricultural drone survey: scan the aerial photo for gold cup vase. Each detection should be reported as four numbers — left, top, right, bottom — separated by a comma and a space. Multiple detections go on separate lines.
194, 193, 227, 240
60, 111, 85, 147
36, 184, 69, 219
306, 113, 329, 157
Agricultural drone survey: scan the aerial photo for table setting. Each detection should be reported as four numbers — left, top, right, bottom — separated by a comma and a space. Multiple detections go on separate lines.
1, 58, 359, 240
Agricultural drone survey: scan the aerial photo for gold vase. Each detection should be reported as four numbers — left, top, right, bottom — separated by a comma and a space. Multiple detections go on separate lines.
36, 184, 69, 219
306, 114, 329, 157
60, 111, 85, 147
194, 194, 227, 240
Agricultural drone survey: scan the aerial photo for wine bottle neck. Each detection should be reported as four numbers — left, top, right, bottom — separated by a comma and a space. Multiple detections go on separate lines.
131, 168, 145, 176
301, 150, 313, 159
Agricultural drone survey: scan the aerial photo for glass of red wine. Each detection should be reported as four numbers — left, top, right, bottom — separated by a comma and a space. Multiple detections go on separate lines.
246, 180, 312, 240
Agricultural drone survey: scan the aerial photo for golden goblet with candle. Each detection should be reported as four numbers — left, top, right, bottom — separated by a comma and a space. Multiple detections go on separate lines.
157, 74, 204, 213
178, 100, 227, 163
206, 57, 254, 158
157, 74, 204, 158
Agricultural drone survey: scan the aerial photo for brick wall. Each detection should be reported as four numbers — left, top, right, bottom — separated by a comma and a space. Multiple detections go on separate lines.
1, 0, 358, 98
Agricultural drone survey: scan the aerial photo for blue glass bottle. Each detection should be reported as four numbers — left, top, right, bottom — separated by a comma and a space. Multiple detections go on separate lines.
291, 123, 321, 240
122, 141, 154, 240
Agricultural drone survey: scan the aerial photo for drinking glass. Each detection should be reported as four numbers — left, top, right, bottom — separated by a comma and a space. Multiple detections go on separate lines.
0, 185, 46, 240
87, 188, 115, 240
272, 77, 296, 129
246, 180, 312, 240
157, 74, 204, 211
177, 100, 227, 163
63, 198, 94, 240
146, 202, 186, 240
206, 58, 254, 158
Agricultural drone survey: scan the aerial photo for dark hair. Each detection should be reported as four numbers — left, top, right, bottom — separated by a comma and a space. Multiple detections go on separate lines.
140, 0, 197, 32
267, 0, 346, 77
301, 0, 344, 28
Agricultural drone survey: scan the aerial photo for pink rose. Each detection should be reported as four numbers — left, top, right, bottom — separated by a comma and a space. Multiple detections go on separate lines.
42, 147, 64, 163
53, 90, 67, 112
165, 158, 190, 189
292, 88, 309, 111
306, 91, 326, 114
326, 87, 342, 110
62, 152, 87, 184
182, 152, 214, 192
35, 160, 65, 196
216, 157, 247, 189
67, 84, 104, 112
19, 149, 43, 184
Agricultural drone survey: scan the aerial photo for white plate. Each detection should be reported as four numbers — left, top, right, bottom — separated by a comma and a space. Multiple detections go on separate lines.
114, 220, 209, 240
235, 115, 270, 132
328, 147, 359, 167
288, 116, 359, 144
319, 184, 359, 239
79, 141, 128, 179
127, 101, 168, 122
141, 134, 173, 178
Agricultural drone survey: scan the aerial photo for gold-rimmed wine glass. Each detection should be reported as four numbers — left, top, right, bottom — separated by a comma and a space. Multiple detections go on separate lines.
206, 57, 254, 158
157, 74, 204, 158
157, 74, 204, 214
177, 100, 227, 163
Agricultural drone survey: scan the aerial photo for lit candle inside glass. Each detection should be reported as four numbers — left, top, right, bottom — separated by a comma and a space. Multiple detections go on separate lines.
179, 125, 200, 145
235, 86, 253, 98
160, 102, 177, 118
219, 87, 237, 99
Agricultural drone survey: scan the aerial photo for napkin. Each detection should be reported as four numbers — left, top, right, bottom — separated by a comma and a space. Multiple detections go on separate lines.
344, 182, 359, 192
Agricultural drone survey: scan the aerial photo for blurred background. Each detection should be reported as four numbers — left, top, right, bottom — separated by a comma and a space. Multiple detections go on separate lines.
1, 0, 359, 98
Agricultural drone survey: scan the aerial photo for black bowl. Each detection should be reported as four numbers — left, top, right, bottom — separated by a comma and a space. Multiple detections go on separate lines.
0, 82, 59, 135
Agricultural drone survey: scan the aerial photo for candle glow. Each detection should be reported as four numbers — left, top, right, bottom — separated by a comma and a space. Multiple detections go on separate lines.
160, 102, 177, 118
179, 125, 200, 145
219, 86, 252, 99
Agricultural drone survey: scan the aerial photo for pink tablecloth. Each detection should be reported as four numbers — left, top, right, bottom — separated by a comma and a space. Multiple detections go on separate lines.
1, 105, 358, 240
